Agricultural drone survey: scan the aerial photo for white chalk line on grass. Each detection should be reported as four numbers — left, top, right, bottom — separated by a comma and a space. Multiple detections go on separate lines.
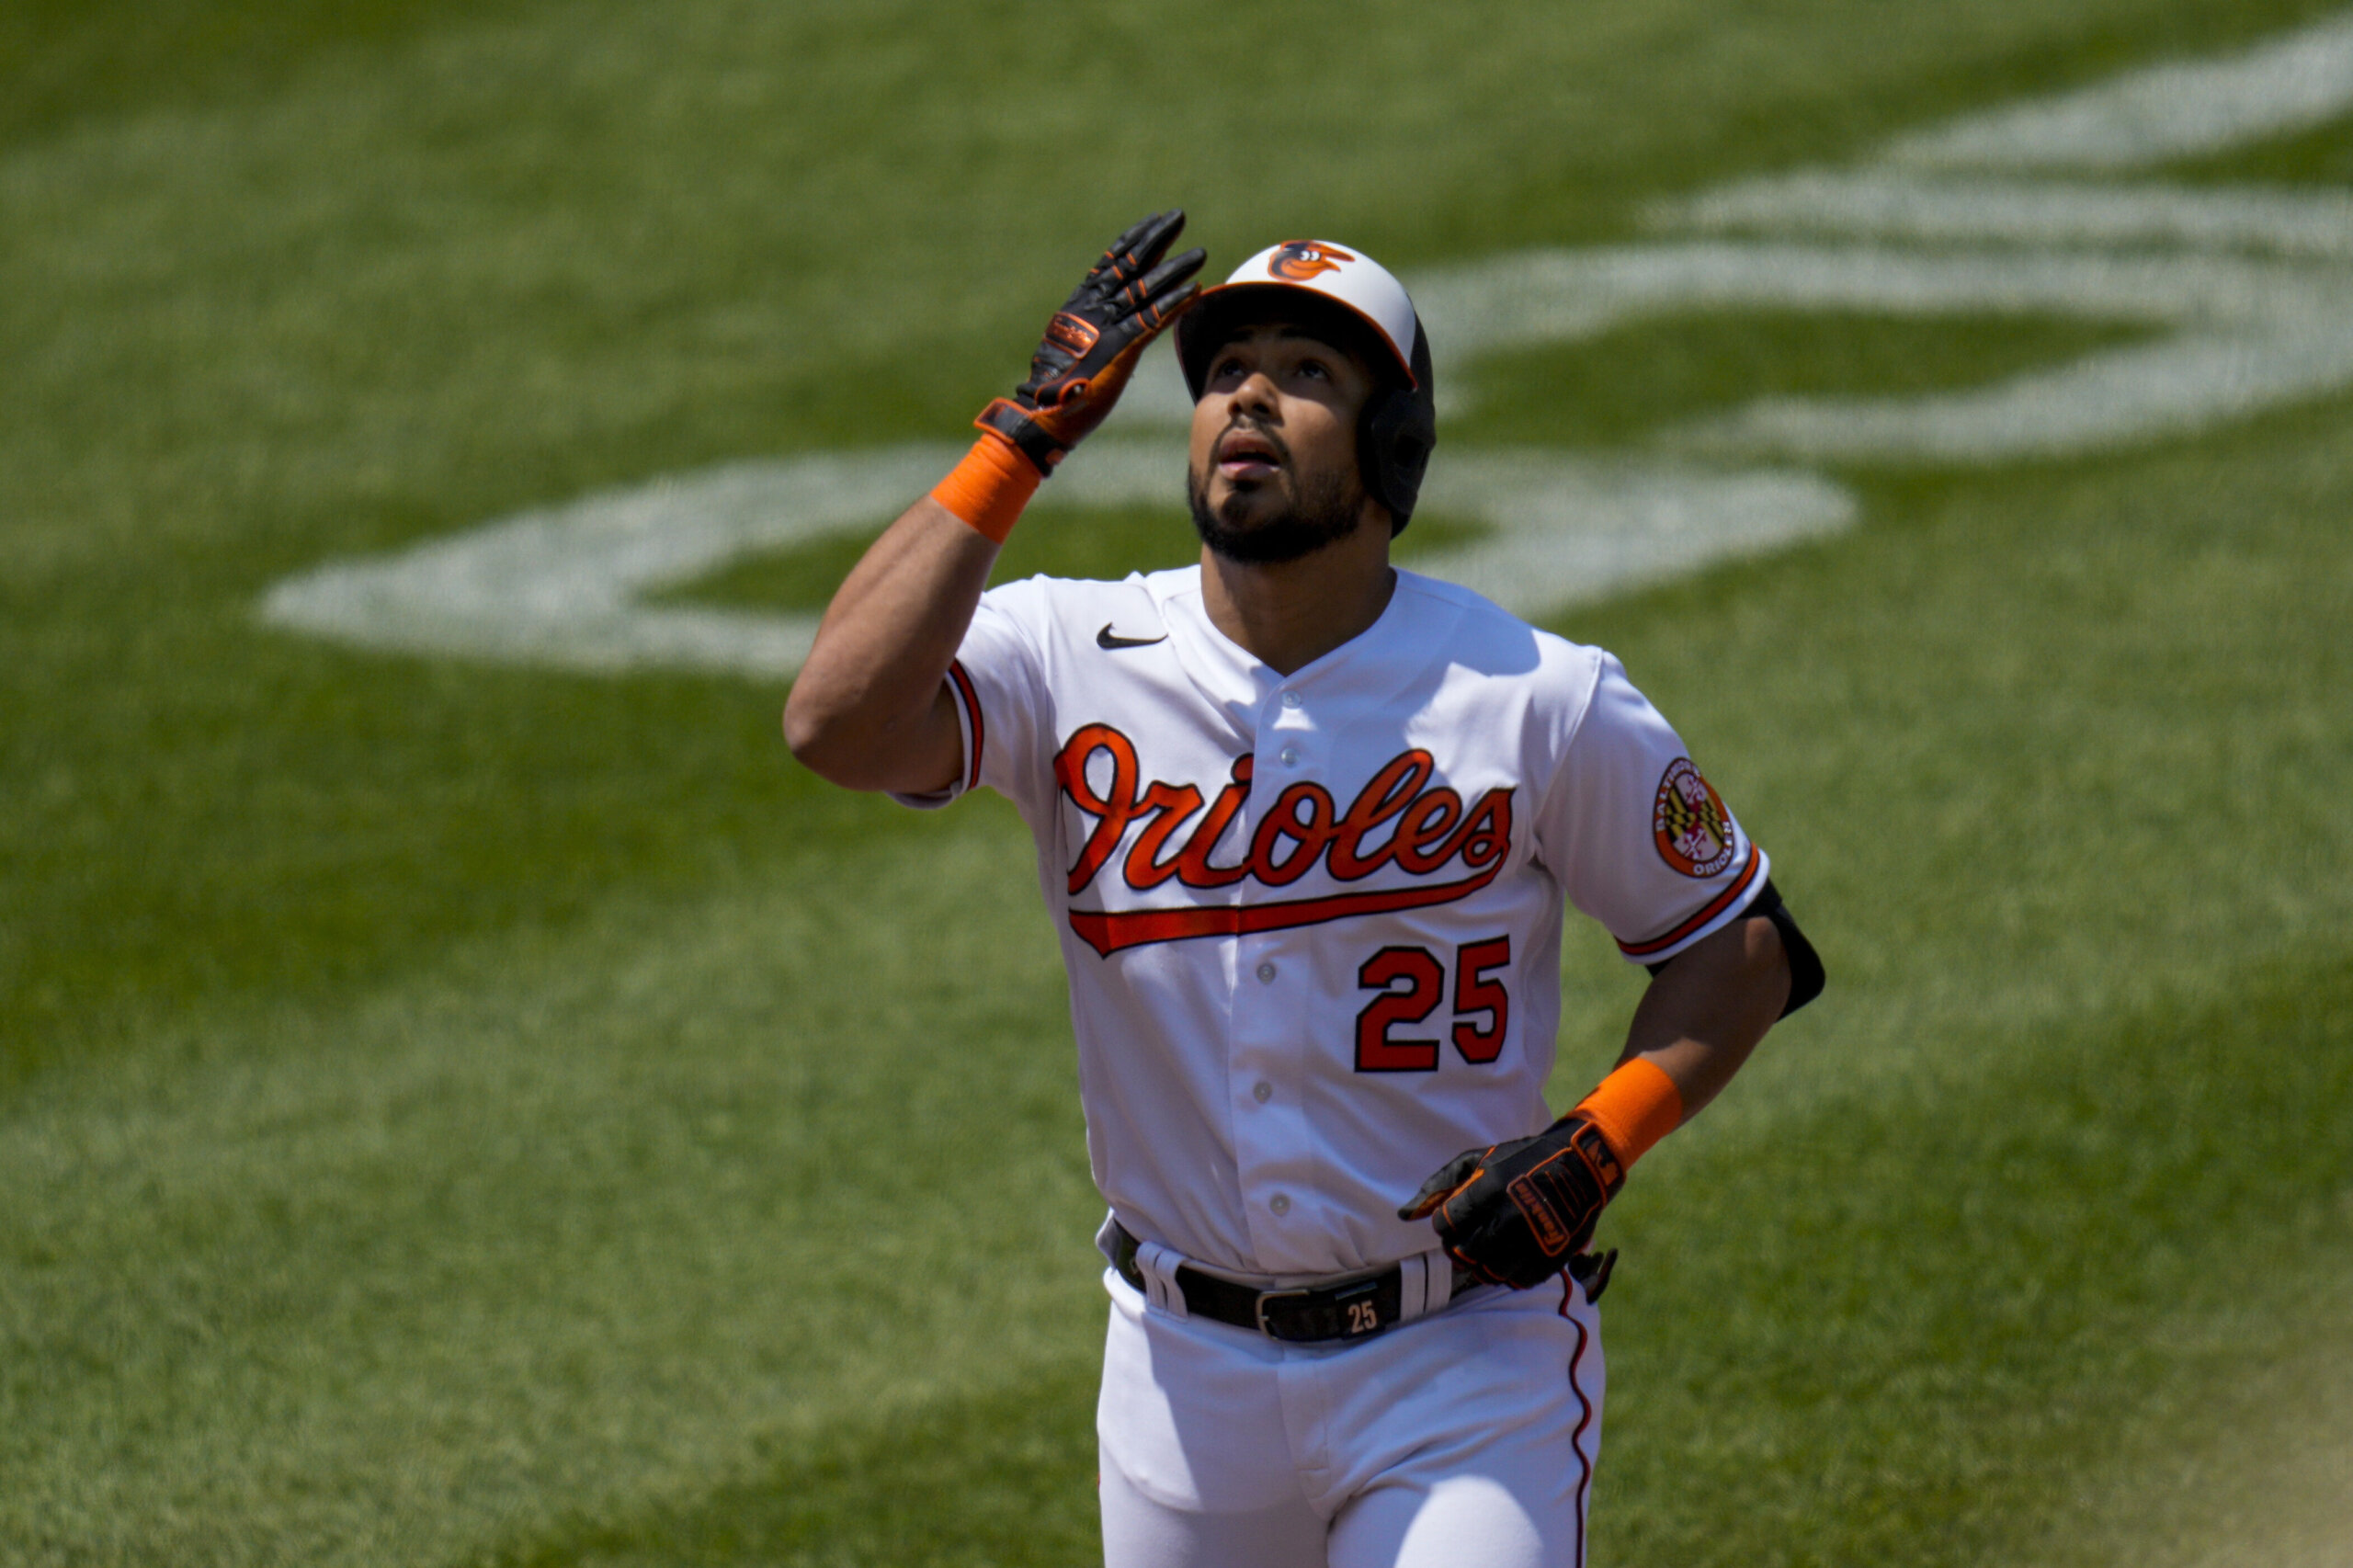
264, 447, 961, 678
1890, 9, 2353, 171
1417, 242, 2350, 345
1662, 174, 2353, 260
1687, 317, 2353, 460
263, 440, 1855, 679
1413, 242, 2353, 461
1407, 455, 1855, 610
261, 8, 2353, 680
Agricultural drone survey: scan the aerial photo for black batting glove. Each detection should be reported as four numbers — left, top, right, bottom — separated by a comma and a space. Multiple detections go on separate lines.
977, 210, 1206, 475
1399, 1113, 1627, 1290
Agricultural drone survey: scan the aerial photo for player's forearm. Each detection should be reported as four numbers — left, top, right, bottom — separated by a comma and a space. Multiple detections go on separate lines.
1404, 913, 1791, 1286
1614, 912, 1790, 1122
782, 495, 998, 792
787, 215, 1203, 798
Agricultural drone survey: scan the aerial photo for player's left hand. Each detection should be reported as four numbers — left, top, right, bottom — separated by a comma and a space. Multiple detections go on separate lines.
1399, 1113, 1627, 1290
977, 210, 1206, 474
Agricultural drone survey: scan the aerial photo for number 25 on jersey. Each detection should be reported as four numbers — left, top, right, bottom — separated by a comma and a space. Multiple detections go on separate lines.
1356, 937, 1510, 1072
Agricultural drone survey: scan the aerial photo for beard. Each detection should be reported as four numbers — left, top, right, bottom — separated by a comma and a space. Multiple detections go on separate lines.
1187, 449, 1368, 565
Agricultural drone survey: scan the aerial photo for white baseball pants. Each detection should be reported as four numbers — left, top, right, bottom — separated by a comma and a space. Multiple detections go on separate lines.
1097, 1267, 1606, 1568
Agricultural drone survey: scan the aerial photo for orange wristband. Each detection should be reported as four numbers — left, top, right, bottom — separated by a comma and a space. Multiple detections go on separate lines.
930, 431, 1040, 545
1572, 1057, 1685, 1169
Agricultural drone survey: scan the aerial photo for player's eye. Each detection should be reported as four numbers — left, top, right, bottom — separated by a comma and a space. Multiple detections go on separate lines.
1297, 358, 1331, 381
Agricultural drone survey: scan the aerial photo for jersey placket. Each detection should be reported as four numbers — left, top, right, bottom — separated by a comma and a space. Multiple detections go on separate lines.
1229, 678, 1329, 1269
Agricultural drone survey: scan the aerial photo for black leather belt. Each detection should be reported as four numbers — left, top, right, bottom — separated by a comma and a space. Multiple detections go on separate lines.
1108, 1221, 1473, 1344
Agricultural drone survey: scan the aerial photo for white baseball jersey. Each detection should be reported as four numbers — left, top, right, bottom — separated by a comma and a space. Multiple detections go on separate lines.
899, 563, 1767, 1279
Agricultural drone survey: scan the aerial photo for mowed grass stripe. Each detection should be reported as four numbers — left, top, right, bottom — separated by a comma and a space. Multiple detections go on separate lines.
1, 0, 2340, 1074
6, 0, 2353, 1561
1, 814, 1103, 1568
7, 847, 2343, 1567
2052, 1304, 2353, 1568
453, 948, 2349, 1568
0, 0, 556, 154
8, 381, 2351, 1559
1595, 946, 2353, 1568
4, 0, 2335, 580
1534, 392, 2353, 1105
6, 290, 2353, 1565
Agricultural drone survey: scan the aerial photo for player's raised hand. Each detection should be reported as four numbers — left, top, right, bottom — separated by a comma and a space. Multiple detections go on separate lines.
1400, 1114, 1627, 1290
976, 210, 1206, 474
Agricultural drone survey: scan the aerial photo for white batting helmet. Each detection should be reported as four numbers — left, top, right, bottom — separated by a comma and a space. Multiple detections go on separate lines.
1175, 241, 1437, 531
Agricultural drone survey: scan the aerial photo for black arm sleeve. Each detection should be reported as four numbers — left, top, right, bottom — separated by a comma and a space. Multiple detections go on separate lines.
1644, 878, 1824, 1018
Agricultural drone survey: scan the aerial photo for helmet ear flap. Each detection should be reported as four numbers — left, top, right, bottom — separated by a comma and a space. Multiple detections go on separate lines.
1360, 320, 1436, 534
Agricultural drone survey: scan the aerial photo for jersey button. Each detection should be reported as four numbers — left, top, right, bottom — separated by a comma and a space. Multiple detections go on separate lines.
1279, 690, 1302, 709
1253, 1080, 1273, 1103
1269, 1194, 1290, 1216
1256, 961, 1277, 983
1279, 745, 1299, 767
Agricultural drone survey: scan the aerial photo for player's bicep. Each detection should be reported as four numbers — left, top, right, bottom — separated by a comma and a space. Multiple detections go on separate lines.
882, 667, 982, 809
892, 677, 971, 798
888, 585, 1055, 814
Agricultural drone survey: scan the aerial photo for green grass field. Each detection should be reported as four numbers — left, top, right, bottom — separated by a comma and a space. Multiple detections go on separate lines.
6, 2, 2352, 1563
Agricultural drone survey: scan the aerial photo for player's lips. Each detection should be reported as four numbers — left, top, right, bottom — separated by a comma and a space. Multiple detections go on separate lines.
1213, 426, 1286, 481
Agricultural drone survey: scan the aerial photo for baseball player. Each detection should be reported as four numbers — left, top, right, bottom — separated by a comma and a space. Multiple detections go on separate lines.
783, 210, 1824, 1567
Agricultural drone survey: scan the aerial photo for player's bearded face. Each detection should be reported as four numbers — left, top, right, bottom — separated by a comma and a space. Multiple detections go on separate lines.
1186, 419, 1368, 564
1186, 324, 1380, 565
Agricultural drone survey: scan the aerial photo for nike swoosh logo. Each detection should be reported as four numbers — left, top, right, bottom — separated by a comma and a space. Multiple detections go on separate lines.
1097, 622, 1168, 650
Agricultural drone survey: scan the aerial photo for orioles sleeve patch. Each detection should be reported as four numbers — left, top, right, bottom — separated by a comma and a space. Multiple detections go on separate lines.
1652, 757, 1735, 878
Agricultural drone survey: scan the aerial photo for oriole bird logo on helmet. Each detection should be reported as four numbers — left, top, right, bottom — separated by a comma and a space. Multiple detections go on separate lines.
1267, 241, 1355, 281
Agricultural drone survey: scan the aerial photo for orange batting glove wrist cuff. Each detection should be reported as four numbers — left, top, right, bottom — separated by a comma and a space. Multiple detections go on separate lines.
1571, 1057, 1685, 1170
930, 431, 1040, 545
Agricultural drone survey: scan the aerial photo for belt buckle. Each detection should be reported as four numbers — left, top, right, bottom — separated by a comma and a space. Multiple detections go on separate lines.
1253, 1285, 1314, 1339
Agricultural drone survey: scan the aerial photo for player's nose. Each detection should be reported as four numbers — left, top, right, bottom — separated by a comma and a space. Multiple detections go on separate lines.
1227, 367, 1281, 419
